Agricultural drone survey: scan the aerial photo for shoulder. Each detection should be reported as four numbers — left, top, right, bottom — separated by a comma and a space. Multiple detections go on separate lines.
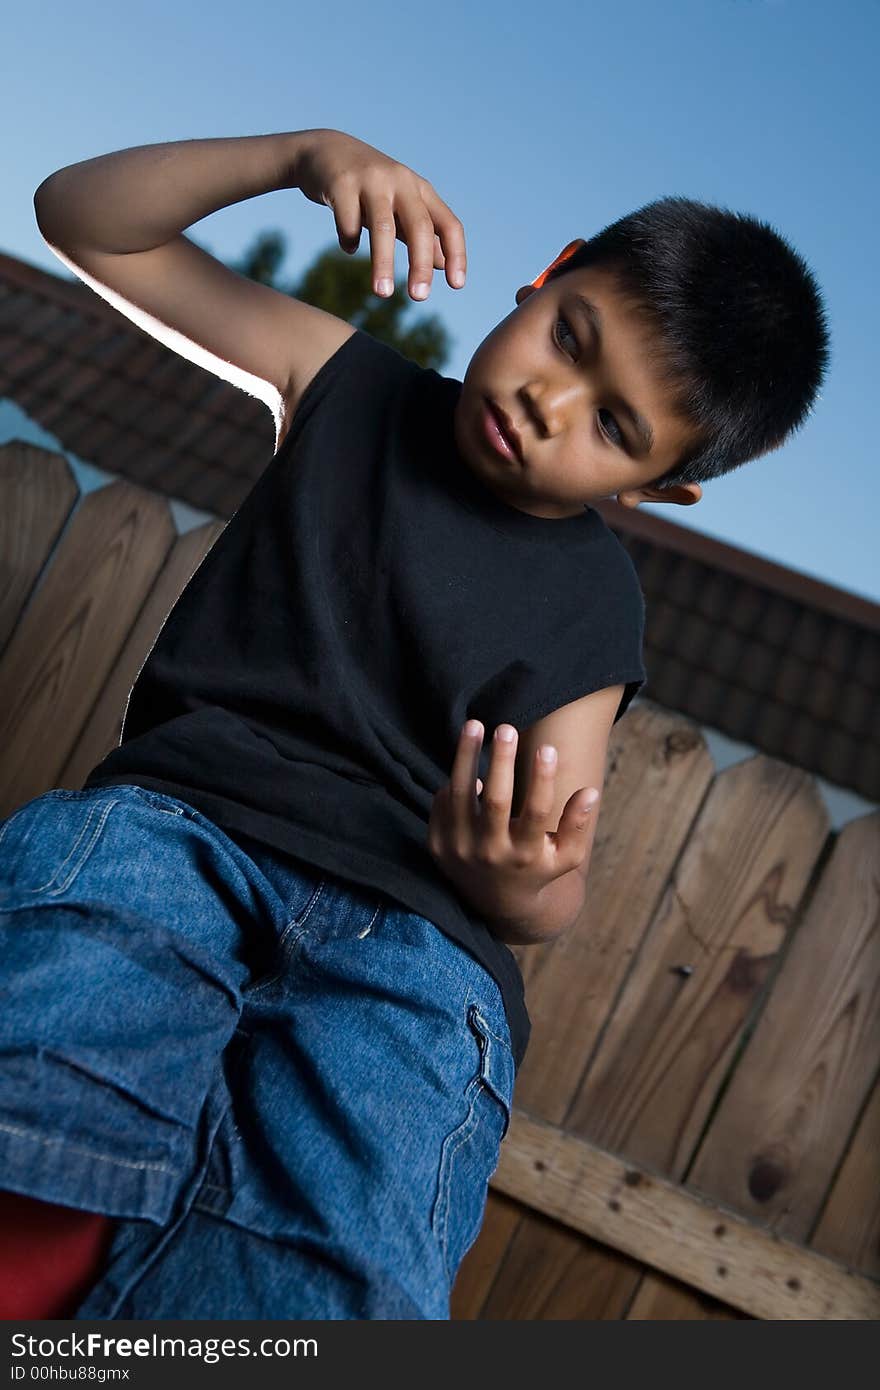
275, 314, 359, 453
275, 322, 425, 455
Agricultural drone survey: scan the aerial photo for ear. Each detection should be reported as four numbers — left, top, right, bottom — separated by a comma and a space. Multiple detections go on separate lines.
616, 482, 703, 508
516, 237, 588, 306
532, 238, 587, 289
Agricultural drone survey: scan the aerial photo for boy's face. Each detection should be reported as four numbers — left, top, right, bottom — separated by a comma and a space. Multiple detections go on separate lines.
454, 263, 704, 517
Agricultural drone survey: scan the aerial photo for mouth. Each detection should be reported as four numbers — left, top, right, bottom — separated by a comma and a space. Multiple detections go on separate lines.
483, 398, 523, 464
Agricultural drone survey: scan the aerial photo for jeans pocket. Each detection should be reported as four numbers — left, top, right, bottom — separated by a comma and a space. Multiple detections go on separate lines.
0, 788, 122, 898
430, 1001, 515, 1285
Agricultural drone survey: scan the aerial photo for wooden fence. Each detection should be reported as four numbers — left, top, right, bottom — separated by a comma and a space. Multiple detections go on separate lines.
2, 440, 878, 1320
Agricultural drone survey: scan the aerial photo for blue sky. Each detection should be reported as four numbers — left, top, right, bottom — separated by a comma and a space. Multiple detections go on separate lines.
4, 0, 877, 601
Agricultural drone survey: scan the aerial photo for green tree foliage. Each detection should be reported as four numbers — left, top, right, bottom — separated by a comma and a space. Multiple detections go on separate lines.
228, 229, 452, 371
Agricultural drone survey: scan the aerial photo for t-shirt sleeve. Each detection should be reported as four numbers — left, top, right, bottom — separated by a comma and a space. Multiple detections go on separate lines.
469, 541, 648, 738
605, 547, 648, 723
280, 326, 420, 446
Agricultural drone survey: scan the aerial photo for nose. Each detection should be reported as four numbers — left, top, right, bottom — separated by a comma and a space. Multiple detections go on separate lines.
521, 376, 589, 436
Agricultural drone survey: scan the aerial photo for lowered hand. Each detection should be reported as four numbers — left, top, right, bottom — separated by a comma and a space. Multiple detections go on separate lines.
427, 719, 599, 941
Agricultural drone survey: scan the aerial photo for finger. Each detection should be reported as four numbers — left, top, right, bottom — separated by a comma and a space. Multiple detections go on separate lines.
511, 743, 558, 849
479, 724, 518, 841
421, 185, 467, 289
362, 190, 398, 297
326, 179, 363, 254
393, 195, 439, 300
447, 720, 483, 844
551, 787, 600, 871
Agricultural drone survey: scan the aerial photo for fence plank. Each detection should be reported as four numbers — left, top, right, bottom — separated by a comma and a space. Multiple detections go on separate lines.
0, 442, 78, 659
811, 1074, 880, 1279
0, 474, 175, 816
565, 756, 829, 1171
626, 809, 880, 1318
625, 1277, 747, 1319
60, 518, 226, 789
490, 1110, 880, 1319
509, 704, 714, 1127
477, 1205, 641, 1320
450, 1192, 524, 1320
687, 810, 880, 1235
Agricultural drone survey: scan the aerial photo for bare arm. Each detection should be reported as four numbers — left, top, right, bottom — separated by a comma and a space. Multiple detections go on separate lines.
33, 131, 314, 252
32, 130, 467, 427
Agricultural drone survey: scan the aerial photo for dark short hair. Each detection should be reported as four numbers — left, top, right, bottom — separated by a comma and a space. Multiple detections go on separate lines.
543, 196, 831, 490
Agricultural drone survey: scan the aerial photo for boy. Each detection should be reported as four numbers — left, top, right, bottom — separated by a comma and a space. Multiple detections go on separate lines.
1, 129, 829, 1319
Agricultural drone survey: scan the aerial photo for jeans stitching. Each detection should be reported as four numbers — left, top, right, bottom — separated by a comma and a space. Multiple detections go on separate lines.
131, 788, 185, 817
358, 901, 383, 938
26, 806, 98, 892
32, 797, 120, 896
0, 1117, 175, 1174
432, 986, 481, 1282
278, 880, 327, 952
469, 1008, 513, 1138
472, 1011, 512, 1057
436, 1080, 482, 1283
243, 882, 327, 997
0, 808, 26, 850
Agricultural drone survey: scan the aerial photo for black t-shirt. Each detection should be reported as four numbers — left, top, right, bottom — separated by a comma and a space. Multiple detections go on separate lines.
84, 328, 647, 1070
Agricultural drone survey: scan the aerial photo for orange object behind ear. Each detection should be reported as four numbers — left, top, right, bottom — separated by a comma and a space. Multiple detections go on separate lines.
531, 237, 587, 289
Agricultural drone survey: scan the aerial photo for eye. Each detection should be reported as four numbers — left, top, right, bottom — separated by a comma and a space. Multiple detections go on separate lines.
552, 314, 578, 357
552, 314, 625, 448
597, 409, 624, 447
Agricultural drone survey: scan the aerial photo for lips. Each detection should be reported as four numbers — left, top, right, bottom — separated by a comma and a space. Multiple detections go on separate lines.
486, 399, 523, 462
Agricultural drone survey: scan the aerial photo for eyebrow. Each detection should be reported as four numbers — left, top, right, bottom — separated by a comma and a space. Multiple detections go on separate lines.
569, 293, 655, 455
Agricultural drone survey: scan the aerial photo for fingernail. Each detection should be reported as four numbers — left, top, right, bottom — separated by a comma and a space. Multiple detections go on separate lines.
377, 278, 393, 297
539, 744, 556, 763
412, 283, 430, 300
465, 720, 481, 737
450, 268, 465, 288
496, 725, 516, 743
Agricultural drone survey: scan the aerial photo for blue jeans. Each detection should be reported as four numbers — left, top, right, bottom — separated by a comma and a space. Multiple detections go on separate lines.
0, 783, 515, 1319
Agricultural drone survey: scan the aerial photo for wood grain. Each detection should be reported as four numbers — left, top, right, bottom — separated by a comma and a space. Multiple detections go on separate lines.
0, 473, 175, 815
565, 755, 830, 1172
686, 810, 880, 1236
510, 703, 714, 1127
0, 442, 78, 658
490, 1109, 880, 1320
811, 1074, 880, 1279
60, 518, 226, 789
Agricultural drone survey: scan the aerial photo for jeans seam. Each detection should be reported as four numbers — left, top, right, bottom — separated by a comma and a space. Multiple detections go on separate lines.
357, 901, 383, 938
278, 880, 327, 952
436, 1079, 482, 1283
0, 1117, 175, 1174
471, 1009, 511, 1056
33, 797, 121, 896
242, 882, 327, 998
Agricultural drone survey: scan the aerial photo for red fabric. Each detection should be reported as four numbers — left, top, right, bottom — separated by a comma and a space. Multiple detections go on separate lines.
0, 1191, 115, 1320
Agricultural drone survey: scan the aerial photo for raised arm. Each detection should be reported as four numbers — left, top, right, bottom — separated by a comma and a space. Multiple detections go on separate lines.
33, 130, 467, 440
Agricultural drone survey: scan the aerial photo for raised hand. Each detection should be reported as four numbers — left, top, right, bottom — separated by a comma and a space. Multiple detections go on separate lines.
427, 719, 599, 935
293, 128, 467, 302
